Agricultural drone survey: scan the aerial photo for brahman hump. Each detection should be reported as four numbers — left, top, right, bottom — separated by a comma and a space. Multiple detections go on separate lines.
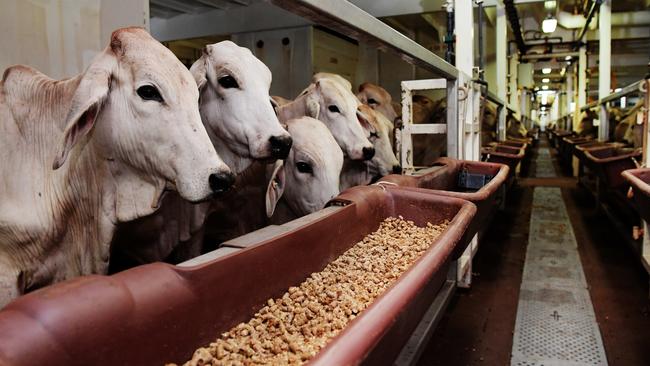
0, 27, 231, 307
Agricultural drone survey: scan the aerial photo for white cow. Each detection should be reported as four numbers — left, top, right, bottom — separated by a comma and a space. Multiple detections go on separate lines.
0, 27, 231, 307
110, 41, 291, 268
276, 78, 374, 161
340, 104, 400, 190
266, 117, 344, 223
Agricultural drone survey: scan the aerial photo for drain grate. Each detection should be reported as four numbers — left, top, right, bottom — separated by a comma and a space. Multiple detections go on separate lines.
511, 187, 608, 366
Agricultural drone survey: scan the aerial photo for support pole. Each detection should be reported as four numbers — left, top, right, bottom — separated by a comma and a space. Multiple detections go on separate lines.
509, 51, 519, 118
566, 65, 574, 130
576, 45, 587, 131
598, 0, 611, 141
496, 1, 507, 140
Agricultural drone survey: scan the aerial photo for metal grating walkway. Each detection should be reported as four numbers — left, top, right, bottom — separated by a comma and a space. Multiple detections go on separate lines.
511, 148, 608, 366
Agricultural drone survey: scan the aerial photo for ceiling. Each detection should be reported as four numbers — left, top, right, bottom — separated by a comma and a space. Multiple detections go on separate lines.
150, 0, 253, 19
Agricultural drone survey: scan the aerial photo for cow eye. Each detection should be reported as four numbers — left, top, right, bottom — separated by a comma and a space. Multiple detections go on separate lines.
328, 105, 340, 113
296, 161, 313, 174
218, 75, 239, 89
367, 98, 378, 105
137, 85, 163, 102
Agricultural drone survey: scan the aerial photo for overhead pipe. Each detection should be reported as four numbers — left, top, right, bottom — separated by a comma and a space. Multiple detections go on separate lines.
503, 0, 527, 55
575, 0, 602, 47
444, 0, 455, 64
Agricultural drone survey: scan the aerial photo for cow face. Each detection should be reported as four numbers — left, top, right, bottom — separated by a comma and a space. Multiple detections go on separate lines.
358, 105, 399, 176
191, 41, 292, 164
54, 28, 233, 203
301, 79, 374, 161
357, 82, 398, 123
266, 117, 343, 217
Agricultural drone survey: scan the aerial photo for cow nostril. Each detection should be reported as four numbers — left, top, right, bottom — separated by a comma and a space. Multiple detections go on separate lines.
362, 147, 375, 160
209, 172, 235, 194
392, 165, 402, 174
269, 135, 293, 159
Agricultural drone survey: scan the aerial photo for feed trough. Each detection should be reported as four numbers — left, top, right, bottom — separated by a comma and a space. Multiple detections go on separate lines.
481, 145, 525, 179
379, 157, 509, 246
583, 147, 642, 191
622, 168, 650, 223
0, 186, 475, 366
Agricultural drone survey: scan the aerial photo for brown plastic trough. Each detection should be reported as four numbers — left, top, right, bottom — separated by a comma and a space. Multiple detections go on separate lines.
622, 168, 650, 223
549, 129, 573, 149
583, 147, 642, 191
0, 186, 475, 366
481, 145, 525, 179
379, 157, 509, 246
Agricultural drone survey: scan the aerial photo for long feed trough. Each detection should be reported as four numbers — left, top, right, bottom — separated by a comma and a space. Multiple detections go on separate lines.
622, 168, 650, 223
583, 147, 642, 191
379, 157, 509, 249
0, 186, 475, 366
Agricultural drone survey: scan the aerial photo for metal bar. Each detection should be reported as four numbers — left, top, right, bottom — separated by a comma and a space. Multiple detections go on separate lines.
600, 80, 643, 104
269, 0, 459, 79
407, 124, 447, 134
521, 51, 579, 60
580, 100, 598, 112
486, 90, 505, 107
477, 0, 485, 79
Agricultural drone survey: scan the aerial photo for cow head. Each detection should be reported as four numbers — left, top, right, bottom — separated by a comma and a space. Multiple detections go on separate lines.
292, 79, 374, 161
266, 117, 343, 218
358, 104, 400, 176
191, 41, 292, 172
357, 82, 398, 123
53, 27, 233, 205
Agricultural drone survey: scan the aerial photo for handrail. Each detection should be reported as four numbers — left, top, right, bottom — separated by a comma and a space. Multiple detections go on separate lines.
269, 0, 459, 80
599, 80, 644, 105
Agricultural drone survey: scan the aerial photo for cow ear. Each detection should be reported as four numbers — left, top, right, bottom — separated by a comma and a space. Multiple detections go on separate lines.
52, 49, 116, 170
265, 160, 286, 218
190, 52, 208, 92
306, 93, 320, 119
356, 109, 372, 130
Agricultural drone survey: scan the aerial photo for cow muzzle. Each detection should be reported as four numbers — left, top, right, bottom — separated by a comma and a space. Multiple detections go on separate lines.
269, 135, 293, 159
209, 171, 236, 195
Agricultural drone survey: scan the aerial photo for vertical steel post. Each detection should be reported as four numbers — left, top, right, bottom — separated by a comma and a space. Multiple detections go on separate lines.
576, 45, 587, 131
598, 0, 611, 141
496, 1, 507, 140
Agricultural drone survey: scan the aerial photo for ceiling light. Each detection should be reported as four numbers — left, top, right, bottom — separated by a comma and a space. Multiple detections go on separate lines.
542, 68, 552, 74
544, 1, 557, 10
542, 78, 550, 83
542, 17, 557, 33
565, 55, 572, 61
542, 85, 549, 90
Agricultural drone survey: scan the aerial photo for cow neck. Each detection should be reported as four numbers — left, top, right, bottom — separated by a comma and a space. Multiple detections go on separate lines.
339, 158, 371, 191
276, 92, 310, 123
209, 132, 253, 176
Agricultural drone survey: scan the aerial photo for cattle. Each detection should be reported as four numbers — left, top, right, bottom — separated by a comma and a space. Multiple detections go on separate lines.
613, 100, 644, 147
306, 74, 399, 187
506, 111, 528, 139
409, 95, 447, 166
577, 109, 598, 138
340, 104, 400, 190
110, 41, 291, 268
266, 117, 344, 223
276, 77, 374, 161
357, 82, 399, 123
0, 27, 232, 307
481, 98, 498, 146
